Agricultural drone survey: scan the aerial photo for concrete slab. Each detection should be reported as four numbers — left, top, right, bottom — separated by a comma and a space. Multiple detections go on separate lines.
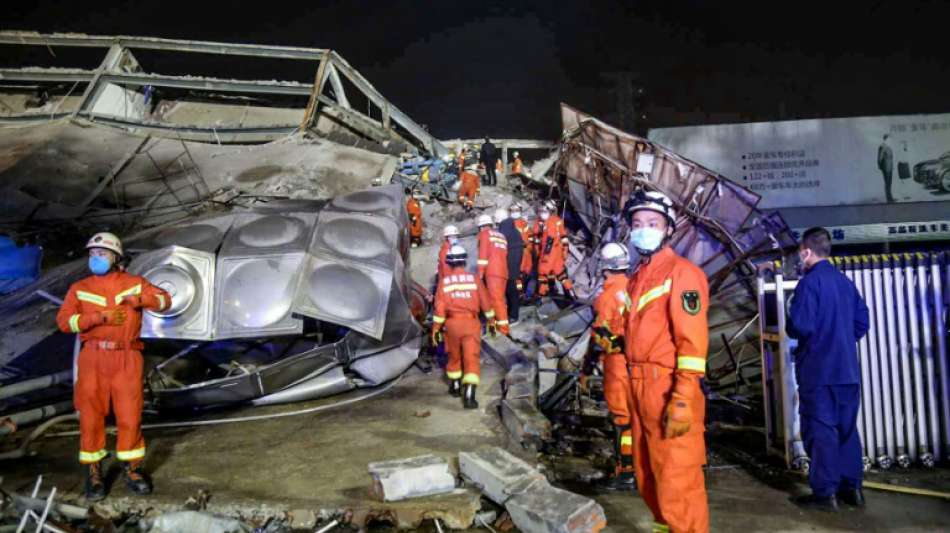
501, 398, 553, 448
368, 454, 456, 502
458, 447, 548, 505
507, 482, 607, 533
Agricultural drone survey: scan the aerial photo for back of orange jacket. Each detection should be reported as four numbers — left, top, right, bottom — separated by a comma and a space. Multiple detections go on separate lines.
477, 228, 508, 279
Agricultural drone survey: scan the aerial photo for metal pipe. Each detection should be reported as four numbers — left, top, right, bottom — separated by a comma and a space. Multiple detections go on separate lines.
871, 256, 896, 466
842, 258, 871, 463
904, 254, 933, 466
0, 402, 74, 437
852, 257, 876, 465
0, 371, 73, 401
861, 257, 887, 466
881, 256, 909, 467
930, 253, 950, 460
916, 253, 942, 461
756, 272, 775, 455
892, 256, 918, 463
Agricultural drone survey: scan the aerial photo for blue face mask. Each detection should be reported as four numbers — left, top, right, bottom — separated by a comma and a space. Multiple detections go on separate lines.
629, 227, 666, 253
88, 255, 113, 275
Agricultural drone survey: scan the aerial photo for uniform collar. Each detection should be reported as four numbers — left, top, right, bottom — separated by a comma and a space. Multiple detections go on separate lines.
642, 246, 676, 269
807, 259, 833, 275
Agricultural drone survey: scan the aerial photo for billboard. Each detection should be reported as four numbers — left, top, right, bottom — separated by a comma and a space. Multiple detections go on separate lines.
649, 113, 950, 209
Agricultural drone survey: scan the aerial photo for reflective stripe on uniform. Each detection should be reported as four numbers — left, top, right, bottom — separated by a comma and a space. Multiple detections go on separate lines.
636, 279, 672, 312
462, 373, 480, 385
114, 284, 142, 305
156, 294, 166, 310
433, 315, 446, 324
477, 259, 490, 265
116, 447, 146, 461
443, 283, 478, 292
79, 449, 107, 464
484, 310, 496, 318
496, 320, 509, 325
652, 522, 670, 533
677, 355, 706, 373
76, 290, 107, 307
68, 314, 82, 333
446, 370, 462, 379
620, 435, 633, 446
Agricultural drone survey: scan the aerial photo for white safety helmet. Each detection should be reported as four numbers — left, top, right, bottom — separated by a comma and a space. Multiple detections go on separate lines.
477, 214, 494, 227
446, 244, 468, 266
600, 242, 630, 271
86, 232, 123, 256
542, 199, 557, 213
513, 151, 520, 158
626, 190, 676, 226
493, 208, 509, 224
443, 225, 460, 239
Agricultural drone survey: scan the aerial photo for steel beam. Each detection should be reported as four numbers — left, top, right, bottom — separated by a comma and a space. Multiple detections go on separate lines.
0, 68, 94, 83
444, 138, 556, 150
0, 31, 327, 60
326, 62, 350, 109
98, 72, 313, 95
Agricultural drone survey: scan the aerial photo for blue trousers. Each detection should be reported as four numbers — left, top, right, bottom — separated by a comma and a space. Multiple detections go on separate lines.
799, 384, 863, 497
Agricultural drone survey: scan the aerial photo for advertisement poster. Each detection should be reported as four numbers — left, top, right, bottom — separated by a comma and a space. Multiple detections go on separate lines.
649, 113, 950, 209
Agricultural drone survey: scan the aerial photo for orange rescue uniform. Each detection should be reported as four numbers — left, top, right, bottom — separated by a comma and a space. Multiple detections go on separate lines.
511, 156, 524, 175
458, 171, 480, 210
513, 218, 533, 291
437, 240, 452, 280
536, 214, 573, 296
56, 270, 171, 465
432, 267, 493, 385
477, 227, 509, 334
592, 272, 635, 473
624, 246, 709, 533
406, 196, 423, 244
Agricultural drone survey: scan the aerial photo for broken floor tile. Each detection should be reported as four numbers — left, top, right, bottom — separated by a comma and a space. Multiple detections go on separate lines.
506, 482, 607, 533
368, 454, 456, 502
458, 447, 548, 505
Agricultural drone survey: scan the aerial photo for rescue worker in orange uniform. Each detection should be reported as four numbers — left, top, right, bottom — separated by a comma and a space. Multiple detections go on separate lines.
582, 242, 637, 491
510, 204, 533, 295
458, 164, 480, 212
457, 145, 467, 174
510, 151, 524, 176
437, 225, 460, 280
431, 245, 494, 409
55, 232, 171, 501
623, 190, 709, 533
476, 213, 510, 335
536, 200, 576, 300
405, 188, 423, 247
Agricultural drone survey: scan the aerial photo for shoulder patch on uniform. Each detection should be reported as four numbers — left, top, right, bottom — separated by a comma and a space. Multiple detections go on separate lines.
682, 290, 701, 315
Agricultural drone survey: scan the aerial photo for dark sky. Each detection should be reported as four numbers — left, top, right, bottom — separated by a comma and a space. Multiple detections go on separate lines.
3, 0, 949, 139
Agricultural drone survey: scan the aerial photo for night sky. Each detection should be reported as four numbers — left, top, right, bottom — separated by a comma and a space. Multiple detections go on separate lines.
2, 0, 949, 139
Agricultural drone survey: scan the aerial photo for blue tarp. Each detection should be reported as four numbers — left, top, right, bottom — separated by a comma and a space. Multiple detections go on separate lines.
0, 236, 42, 295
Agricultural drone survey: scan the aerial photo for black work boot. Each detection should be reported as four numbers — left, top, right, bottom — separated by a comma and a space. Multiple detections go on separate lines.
462, 384, 479, 409
448, 379, 462, 397
793, 493, 838, 512
84, 461, 107, 502
599, 470, 638, 492
124, 460, 153, 495
837, 487, 866, 508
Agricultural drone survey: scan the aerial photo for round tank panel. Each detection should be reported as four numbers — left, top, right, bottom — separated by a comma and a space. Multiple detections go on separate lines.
330, 190, 393, 212
220, 259, 296, 328
154, 224, 222, 249
318, 218, 391, 259
143, 262, 197, 319
237, 216, 303, 248
308, 264, 380, 321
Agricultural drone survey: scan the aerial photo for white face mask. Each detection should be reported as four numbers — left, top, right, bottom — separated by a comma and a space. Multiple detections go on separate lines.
511, 212, 521, 219
629, 227, 665, 253
540, 212, 550, 221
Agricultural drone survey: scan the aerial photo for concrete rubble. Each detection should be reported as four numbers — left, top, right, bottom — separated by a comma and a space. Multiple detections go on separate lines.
460, 447, 606, 533
368, 454, 457, 502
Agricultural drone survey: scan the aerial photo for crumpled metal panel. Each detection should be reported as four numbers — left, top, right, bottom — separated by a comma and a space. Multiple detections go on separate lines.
220, 212, 317, 256
309, 210, 400, 271
345, 270, 422, 356
292, 252, 392, 340
328, 185, 411, 257
348, 335, 421, 386
213, 251, 304, 339
125, 214, 236, 254
128, 245, 215, 340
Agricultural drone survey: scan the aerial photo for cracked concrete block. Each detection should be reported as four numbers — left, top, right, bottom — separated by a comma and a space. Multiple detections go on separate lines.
505, 380, 535, 400
538, 350, 559, 394
507, 482, 607, 533
368, 454, 456, 502
458, 448, 548, 505
482, 334, 526, 369
501, 398, 552, 447
505, 362, 537, 386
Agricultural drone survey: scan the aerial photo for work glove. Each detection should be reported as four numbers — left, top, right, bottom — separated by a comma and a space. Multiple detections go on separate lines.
99, 307, 128, 326
663, 391, 692, 439
431, 325, 443, 346
486, 319, 498, 337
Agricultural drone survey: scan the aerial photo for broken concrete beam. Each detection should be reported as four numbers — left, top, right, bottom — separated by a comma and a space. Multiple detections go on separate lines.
505, 362, 537, 387
500, 398, 552, 448
368, 454, 456, 502
506, 480, 607, 533
504, 380, 535, 401
482, 334, 532, 370
538, 351, 559, 395
458, 448, 548, 505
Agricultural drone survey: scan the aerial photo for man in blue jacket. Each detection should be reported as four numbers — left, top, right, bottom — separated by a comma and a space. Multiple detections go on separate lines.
787, 227, 870, 512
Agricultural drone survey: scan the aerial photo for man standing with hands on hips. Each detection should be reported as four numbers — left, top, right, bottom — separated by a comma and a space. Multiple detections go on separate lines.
787, 227, 870, 512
